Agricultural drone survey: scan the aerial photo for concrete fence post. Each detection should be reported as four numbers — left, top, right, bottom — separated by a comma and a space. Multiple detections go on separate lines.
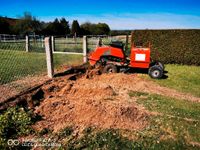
45, 37, 54, 78
51, 36, 55, 52
83, 36, 88, 63
131, 31, 134, 47
3, 34, 6, 42
26, 35, 30, 52
125, 34, 129, 51
97, 37, 102, 47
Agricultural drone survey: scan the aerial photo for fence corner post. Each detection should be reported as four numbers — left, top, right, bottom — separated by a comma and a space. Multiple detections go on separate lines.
51, 36, 55, 52
83, 36, 88, 63
26, 35, 30, 52
125, 34, 129, 51
45, 37, 54, 78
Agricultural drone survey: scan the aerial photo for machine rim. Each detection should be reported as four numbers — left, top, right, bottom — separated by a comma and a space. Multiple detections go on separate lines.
152, 70, 161, 78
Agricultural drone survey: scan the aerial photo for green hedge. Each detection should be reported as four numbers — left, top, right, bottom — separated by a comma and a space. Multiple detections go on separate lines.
131, 30, 200, 65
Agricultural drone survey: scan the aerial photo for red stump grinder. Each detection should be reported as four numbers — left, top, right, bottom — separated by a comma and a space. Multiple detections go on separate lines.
88, 37, 164, 79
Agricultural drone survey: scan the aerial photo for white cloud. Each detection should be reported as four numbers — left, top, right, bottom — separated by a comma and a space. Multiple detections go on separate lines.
40, 13, 200, 30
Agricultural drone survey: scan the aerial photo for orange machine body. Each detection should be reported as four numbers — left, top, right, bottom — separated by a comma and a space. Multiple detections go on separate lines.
130, 47, 151, 68
89, 45, 151, 69
89, 46, 125, 65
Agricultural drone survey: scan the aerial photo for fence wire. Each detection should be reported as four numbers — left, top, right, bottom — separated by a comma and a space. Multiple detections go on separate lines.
0, 35, 128, 101
55, 37, 83, 53
0, 37, 48, 102
0, 39, 46, 84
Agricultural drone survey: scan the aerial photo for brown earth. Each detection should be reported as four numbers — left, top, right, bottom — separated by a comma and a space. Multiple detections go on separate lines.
0, 75, 49, 103
1, 66, 200, 134
30, 71, 200, 133
33, 74, 148, 132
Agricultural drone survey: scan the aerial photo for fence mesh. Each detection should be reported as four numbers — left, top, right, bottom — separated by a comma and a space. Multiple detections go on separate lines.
29, 36, 45, 52
87, 36, 130, 54
55, 37, 83, 53
0, 35, 83, 102
0, 39, 46, 84
0, 38, 47, 102
0, 35, 128, 102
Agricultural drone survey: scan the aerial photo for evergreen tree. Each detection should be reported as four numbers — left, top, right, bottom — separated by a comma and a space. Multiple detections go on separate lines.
0, 17, 11, 34
71, 20, 81, 36
60, 18, 70, 35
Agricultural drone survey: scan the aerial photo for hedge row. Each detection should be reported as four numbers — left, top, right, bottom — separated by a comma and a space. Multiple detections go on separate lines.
131, 30, 200, 65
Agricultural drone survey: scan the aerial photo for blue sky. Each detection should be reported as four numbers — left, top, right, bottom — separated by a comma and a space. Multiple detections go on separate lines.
0, 0, 200, 29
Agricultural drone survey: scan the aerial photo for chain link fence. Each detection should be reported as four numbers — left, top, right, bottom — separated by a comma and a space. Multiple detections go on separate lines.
87, 35, 131, 56
0, 35, 83, 102
0, 38, 46, 84
54, 36, 83, 53
0, 34, 128, 102
0, 35, 47, 102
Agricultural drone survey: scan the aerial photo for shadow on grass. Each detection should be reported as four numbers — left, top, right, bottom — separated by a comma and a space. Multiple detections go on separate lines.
53, 63, 89, 78
126, 68, 169, 79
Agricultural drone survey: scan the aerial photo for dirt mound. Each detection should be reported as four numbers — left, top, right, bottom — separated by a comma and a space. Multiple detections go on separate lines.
33, 75, 148, 132
32, 72, 200, 133
34, 96, 146, 132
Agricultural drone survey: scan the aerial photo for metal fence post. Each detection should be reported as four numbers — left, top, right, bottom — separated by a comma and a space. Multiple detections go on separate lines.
26, 35, 29, 52
51, 36, 55, 52
83, 36, 88, 63
45, 37, 54, 78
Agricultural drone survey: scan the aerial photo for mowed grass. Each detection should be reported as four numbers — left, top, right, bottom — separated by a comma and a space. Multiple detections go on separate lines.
128, 91, 200, 149
0, 50, 83, 84
143, 64, 200, 97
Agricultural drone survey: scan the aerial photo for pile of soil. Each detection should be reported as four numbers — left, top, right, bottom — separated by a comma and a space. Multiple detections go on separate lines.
31, 71, 200, 133
33, 73, 148, 132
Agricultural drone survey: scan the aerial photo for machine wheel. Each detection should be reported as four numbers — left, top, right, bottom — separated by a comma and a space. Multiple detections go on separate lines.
148, 65, 163, 79
157, 62, 164, 70
151, 61, 165, 70
95, 61, 102, 69
102, 64, 117, 73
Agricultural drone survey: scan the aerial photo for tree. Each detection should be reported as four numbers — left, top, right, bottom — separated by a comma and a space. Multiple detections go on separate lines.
81, 22, 110, 35
13, 12, 42, 35
43, 18, 62, 35
71, 20, 81, 36
0, 17, 11, 34
80, 22, 92, 35
60, 18, 70, 35
96, 23, 110, 35
42, 18, 71, 35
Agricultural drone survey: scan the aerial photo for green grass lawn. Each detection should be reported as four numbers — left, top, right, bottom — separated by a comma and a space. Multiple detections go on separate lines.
143, 64, 200, 97
128, 91, 200, 149
0, 50, 83, 84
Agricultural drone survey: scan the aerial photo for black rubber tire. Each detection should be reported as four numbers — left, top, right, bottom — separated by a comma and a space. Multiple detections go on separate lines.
102, 64, 117, 73
150, 61, 165, 70
148, 65, 163, 79
157, 62, 164, 70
